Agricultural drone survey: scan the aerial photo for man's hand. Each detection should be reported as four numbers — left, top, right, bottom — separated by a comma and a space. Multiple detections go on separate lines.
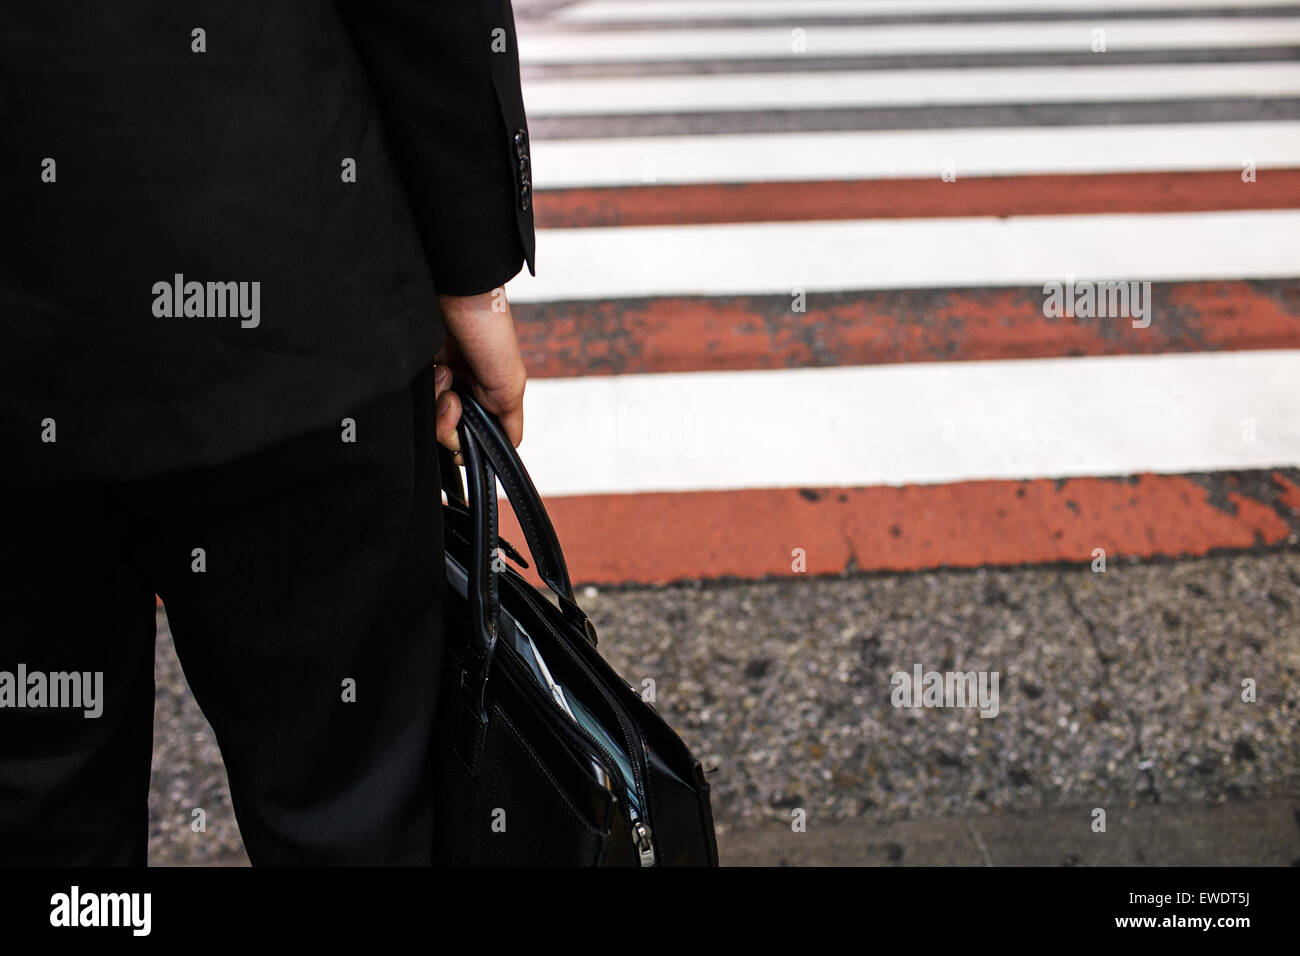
433, 288, 527, 462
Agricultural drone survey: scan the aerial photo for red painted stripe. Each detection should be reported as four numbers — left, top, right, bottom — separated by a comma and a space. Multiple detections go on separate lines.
496, 470, 1300, 586
535, 169, 1300, 229
516, 280, 1300, 378
154, 470, 1296, 604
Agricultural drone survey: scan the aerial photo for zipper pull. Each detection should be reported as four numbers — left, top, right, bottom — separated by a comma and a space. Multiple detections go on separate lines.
632, 820, 656, 867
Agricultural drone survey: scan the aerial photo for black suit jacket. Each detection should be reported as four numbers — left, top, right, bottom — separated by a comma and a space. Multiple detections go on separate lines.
0, 2, 535, 483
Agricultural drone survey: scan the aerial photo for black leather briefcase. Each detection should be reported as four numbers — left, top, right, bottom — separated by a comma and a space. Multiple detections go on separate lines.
432, 383, 719, 867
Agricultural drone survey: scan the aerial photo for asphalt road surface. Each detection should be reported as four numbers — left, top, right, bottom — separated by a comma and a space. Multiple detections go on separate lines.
149, 548, 1300, 865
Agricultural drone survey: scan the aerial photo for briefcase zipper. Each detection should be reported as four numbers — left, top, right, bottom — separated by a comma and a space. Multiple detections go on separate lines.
505, 573, 657, 864
498, 623, 627, 822
632, 819, 656, 867
506, 575, 649, 808
520, 656, 655, 867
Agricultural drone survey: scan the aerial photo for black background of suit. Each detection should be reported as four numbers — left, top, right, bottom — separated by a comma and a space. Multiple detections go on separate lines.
0, 1, 536, 482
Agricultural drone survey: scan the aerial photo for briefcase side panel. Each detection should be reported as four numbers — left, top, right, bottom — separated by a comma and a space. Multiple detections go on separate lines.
640, 743, 718, 867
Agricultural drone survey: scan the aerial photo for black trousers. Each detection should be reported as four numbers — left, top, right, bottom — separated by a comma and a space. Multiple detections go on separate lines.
0, 362, 445, 865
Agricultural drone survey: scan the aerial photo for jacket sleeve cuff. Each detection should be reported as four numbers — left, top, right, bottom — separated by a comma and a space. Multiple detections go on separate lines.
434, 237, 529, 297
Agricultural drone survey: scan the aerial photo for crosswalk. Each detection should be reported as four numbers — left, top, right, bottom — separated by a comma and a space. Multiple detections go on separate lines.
548, 0, 1300, 20
501, 0, 1300, 584
518, 22, 1300, 61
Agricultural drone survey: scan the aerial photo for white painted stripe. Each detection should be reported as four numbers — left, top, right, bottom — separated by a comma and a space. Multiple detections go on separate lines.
557, 0, 1300, 25
517, 351, 1300, 496
523, 62, 1300, 115
520, 19, 1300, 64
531, 121, 1300, 186
506, 209, 1300, 301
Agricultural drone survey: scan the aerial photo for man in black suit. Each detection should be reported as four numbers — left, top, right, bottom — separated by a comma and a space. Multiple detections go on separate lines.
0, 1, 535, 864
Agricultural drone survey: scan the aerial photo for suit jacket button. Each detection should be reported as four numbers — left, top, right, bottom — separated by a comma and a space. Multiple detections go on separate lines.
519, 181, 531, 211
513, 129, 528, 156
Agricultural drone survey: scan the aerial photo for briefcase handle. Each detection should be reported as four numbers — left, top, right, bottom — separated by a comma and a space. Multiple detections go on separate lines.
443, 381, 599, 648
449, 389, 601, 734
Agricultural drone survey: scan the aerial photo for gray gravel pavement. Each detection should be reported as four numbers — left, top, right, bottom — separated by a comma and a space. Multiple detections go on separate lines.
716, 798, 1300, 867
148, 549, 1300, 866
